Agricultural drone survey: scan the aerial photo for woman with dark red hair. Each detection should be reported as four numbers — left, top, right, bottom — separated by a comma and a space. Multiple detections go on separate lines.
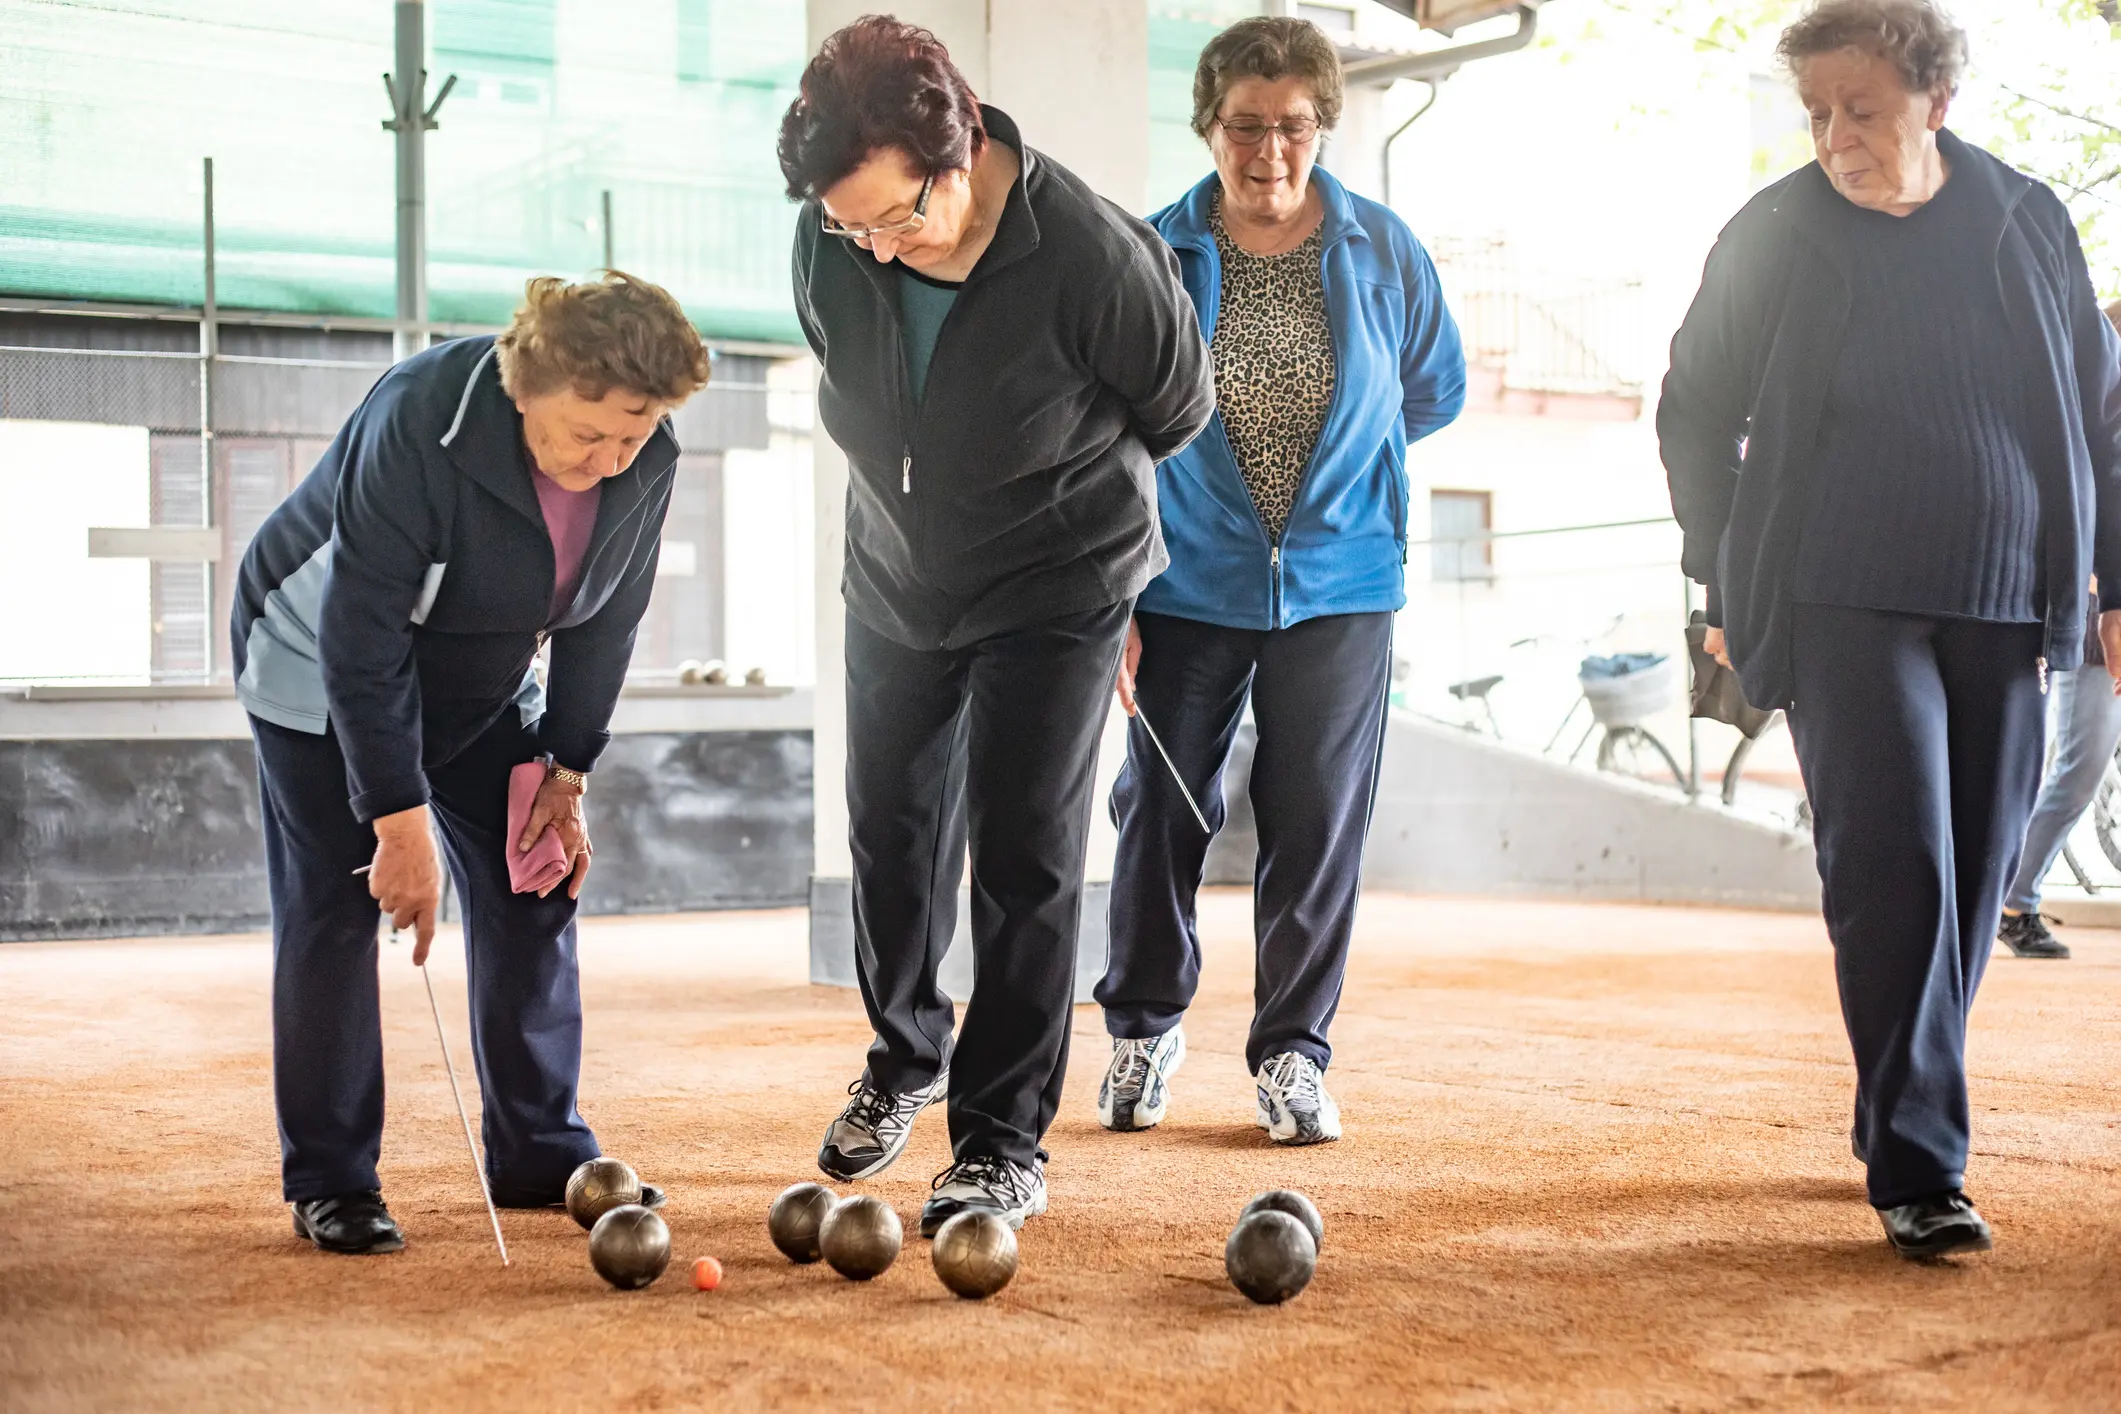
779, 16, 1214, 1236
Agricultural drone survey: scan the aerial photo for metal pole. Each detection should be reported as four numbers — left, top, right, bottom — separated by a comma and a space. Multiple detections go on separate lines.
601, 189, 614, 273
390, 1, 425, 361
200, 155, 218, 683
385, 0, 453, 363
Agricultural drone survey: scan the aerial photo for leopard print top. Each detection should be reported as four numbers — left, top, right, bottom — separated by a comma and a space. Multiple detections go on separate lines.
1209, 193, 1335, 544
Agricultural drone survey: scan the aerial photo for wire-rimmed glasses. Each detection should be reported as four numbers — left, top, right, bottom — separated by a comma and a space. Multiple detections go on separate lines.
820, 173, 935, 240
1215, 115, 1322, 148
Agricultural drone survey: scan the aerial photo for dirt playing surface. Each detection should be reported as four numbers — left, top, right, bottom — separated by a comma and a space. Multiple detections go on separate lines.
2, 892, 2118, 1412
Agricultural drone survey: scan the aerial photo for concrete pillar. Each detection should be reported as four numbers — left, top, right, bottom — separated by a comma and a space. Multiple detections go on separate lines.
804, 0, 1153, 990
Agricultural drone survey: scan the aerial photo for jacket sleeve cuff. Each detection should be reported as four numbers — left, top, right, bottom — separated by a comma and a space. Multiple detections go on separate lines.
1703, 579, 1724, 629
538, 724, 612, 777
2100, 582, 2121, 615
348, 777, 432, 825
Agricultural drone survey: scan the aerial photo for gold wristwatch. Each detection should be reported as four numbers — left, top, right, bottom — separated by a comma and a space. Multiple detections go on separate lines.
547, 762, 589, 793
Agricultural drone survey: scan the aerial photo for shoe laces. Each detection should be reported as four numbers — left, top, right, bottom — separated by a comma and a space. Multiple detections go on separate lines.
934, 1154, 1034, 1203
842, 1080, 897, 1132
1263, 1052, 1322, 1111
1109, 1038, 1155, 1097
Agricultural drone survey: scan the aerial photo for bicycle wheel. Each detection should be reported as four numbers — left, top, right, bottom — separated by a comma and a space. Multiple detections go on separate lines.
2093, 753, 2121, 871
1597, 726, 1687, 790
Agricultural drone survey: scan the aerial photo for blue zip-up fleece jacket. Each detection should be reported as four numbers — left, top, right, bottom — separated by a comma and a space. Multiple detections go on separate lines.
231, 336, 679, 823
1141, 164, 1467, 629
1661, 130, 2121, 712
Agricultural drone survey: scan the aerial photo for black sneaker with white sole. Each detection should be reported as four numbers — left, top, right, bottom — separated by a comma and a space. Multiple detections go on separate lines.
1098, 1027, 1186, 1131
919, 1154, 1048, 1237
818, 1068, 949, 1182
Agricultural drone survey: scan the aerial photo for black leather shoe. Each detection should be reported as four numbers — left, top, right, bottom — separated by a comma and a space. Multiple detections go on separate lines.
291, 1190, 405, 1254
1998, 912, 2070, 959
491, 1180, 666, 1210
1879, 1191, 1993, 1261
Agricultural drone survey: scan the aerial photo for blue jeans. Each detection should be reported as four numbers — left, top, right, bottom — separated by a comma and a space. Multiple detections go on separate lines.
2003, 664, 2121, 913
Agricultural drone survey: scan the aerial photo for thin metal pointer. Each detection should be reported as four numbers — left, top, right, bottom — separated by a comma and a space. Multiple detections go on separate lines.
1133, 704, 1211, 835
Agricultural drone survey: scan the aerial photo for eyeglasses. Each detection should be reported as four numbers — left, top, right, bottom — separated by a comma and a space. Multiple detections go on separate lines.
820, 173, 935, 240
1215, 115, 1322, 148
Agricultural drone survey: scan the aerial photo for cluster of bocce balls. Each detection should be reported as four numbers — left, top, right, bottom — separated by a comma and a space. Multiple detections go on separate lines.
565, 1157, 1325, 1305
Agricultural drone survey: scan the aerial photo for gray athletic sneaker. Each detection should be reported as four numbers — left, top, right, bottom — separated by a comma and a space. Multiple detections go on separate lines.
817, 1068, 949, 1182
1255, 1051, 1342, 1145
920, 1154, 1048, 1237
1098, 1027, 1186, 1131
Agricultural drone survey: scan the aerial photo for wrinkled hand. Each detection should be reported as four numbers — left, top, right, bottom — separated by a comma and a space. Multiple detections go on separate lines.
2102, 610, 2121, 695
518, 770, 592, 900
369, 807, 442, 964
1114, 617, 1144, 716
1703, 625, 1733, 670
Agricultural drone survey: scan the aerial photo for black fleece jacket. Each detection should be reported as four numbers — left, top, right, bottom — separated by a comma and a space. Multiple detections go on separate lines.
792, 106, 1216, 651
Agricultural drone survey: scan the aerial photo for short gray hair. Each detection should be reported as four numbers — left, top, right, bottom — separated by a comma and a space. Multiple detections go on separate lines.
1191, 16, 1345, 140
1776, 0, 1970, 96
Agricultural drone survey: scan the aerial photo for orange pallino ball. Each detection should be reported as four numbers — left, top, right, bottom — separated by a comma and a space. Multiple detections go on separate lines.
692, 1256, 723, 1291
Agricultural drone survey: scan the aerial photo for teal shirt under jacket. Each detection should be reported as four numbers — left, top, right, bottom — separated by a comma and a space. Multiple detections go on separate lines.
1140, 165, 1467, 630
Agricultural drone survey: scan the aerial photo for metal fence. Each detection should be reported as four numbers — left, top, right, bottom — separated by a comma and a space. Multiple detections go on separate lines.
1429, 235, 1646, 399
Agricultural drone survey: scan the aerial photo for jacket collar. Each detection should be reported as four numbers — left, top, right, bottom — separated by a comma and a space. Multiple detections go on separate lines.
842, 103, 1043, 310
1775, 128, 2029, 277
437, 336, 679, 537
1161, 160, 1367, 257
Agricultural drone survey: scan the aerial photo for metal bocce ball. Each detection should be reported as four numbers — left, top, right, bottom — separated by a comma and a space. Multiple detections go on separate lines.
818, 1194, 901, 1281
930, 1211, 1018, 1300
1225, 1209, 1318, 1306
566, 1156, 642, 1230
767, 1182, 839, 1264
588, 1204, 671, 1290
1240, 1189, 1324, 1254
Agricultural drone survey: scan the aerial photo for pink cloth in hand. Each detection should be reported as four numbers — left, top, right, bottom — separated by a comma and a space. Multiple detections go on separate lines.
507, 761, 571, 895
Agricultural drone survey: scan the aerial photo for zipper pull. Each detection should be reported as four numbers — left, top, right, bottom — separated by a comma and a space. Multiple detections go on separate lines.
1271, 544, 1280, 569
901, 455, 912, 494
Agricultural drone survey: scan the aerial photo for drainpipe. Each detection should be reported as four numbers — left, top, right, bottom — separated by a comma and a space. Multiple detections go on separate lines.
1380, 79, 1442, 212
1343, 4, 1542, 88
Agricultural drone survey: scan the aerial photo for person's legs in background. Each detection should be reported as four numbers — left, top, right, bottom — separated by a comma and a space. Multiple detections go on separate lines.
1789, 602, 2042, 1258
1999, 665, 2121, 958
1095, 612, 1259, 1130
1243, 611, 1394, 1145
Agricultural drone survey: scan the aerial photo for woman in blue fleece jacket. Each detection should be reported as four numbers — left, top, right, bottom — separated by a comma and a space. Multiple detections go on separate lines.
1091, 17, 1465, 1146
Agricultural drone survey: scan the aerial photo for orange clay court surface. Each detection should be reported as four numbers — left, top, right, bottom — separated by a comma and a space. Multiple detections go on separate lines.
2, 891, 2118, 1412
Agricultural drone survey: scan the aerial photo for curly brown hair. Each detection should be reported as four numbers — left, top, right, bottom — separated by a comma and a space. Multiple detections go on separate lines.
1776, 0, 1970, 96
494, 271, 711, 407
1191, 16, 1344, 141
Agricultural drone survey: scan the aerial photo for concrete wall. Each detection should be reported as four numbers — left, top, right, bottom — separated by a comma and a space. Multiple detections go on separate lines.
1365, 712, 1821, 909
0, 689, 818, 942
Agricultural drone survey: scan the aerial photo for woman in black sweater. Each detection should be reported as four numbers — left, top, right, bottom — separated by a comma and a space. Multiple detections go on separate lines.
777, 16, 1214, 1235
1660, 0, 2121, 1260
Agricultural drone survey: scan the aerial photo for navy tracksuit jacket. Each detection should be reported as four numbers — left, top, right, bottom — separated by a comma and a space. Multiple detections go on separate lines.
232, 336, 678, 1202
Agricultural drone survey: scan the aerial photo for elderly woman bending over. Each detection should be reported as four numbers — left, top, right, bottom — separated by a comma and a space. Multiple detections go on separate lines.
1660, 0, 2121, 1260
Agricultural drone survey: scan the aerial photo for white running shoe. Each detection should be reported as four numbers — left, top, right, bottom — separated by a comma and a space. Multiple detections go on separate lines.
1097, 1027, 1186, 1131
817, 1067, 949, 1181
1254, 1051, 1341, 1145
920, 1154, 1048, 1237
